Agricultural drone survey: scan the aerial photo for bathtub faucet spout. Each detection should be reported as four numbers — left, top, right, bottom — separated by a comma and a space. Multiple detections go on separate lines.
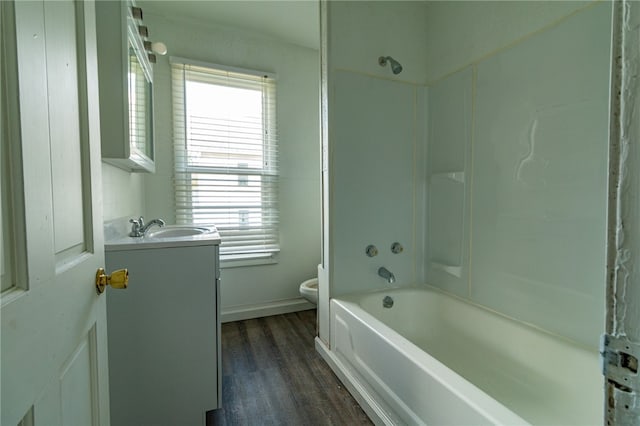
378, 267, 396, 284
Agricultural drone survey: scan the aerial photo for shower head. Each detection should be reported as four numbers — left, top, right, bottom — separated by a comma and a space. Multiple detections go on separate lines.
378, 56, 403, 75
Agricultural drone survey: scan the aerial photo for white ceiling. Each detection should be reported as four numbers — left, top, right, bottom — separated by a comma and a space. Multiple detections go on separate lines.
139, 1, 320, 50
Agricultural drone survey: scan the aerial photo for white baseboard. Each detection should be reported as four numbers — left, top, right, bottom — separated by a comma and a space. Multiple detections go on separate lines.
221, 297, 315, 323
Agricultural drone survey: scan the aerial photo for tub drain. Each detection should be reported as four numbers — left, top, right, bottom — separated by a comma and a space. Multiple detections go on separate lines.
383, 296, 394, 308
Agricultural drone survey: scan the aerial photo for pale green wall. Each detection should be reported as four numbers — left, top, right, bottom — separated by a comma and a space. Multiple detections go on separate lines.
101, 163, 145, 222
424, 0, 592, 83
142, 13, 321, 314
327, 1, 429, 84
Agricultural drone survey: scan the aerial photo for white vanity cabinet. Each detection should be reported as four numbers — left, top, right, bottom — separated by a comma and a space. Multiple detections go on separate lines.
105, 236, 221, 426
95, 0, 155, 172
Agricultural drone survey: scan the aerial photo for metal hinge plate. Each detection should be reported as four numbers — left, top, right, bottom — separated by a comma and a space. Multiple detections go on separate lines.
601, 334, 640, 392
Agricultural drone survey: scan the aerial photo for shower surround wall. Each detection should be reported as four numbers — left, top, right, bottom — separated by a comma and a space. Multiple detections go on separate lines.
331, 72, 424, 295
324, 1, 429, 306
426, 2, 611, 348
323, 0, 611, 348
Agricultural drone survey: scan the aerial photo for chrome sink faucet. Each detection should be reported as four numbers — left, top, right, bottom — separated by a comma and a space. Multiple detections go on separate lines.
378, 267, 396, 284
129, 216, 165, 237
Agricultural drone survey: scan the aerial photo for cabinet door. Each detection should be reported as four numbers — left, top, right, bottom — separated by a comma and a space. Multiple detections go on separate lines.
106, 245, 219, 425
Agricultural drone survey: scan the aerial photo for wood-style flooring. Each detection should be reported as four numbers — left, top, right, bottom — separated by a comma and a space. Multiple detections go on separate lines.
207, 310, 373, 426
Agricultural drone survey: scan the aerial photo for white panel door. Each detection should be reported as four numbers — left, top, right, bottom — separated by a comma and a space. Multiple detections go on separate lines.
1, 1, 110, 425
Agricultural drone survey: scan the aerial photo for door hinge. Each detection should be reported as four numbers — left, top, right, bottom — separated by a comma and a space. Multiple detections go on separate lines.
601, 333, 640, 424
601, 334, 639, 392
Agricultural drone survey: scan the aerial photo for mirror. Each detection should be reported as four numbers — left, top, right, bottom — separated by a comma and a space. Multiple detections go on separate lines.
128, 42, 154, 165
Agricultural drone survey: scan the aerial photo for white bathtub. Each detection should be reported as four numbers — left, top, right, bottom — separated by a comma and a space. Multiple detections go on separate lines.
316, 286, 602, 425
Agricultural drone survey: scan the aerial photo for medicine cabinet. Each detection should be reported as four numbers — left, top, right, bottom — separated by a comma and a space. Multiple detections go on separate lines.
95, 0, 155, 172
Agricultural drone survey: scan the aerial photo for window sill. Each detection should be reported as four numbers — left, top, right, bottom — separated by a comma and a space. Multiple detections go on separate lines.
220, 252, 279, 269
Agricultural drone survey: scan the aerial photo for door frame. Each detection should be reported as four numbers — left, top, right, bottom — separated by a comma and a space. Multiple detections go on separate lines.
604, 0, 640, 423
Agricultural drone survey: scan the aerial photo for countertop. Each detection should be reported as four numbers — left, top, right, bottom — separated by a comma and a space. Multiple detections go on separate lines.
104, 218, 221, 251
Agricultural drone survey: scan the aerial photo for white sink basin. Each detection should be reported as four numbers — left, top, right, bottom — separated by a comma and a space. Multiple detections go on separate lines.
146, 226, 213, 238
104, 221, 220, 252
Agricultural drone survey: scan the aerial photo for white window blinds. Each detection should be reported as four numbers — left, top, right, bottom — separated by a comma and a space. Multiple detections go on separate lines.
171, 58, 279, 257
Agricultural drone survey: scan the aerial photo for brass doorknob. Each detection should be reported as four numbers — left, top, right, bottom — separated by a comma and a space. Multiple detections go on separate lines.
96, 268, 129, 294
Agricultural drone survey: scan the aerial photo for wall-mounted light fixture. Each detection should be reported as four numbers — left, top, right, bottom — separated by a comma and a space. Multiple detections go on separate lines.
144, 40, 168, 56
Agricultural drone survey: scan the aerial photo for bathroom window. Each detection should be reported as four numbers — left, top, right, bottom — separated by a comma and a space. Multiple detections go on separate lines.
171, 58, 279, 261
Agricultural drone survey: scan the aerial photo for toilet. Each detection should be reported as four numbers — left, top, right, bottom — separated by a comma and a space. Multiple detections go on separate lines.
299, 277, 318, 305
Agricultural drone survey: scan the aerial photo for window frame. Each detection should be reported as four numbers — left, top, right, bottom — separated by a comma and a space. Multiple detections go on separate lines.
170, 57, 279, 266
